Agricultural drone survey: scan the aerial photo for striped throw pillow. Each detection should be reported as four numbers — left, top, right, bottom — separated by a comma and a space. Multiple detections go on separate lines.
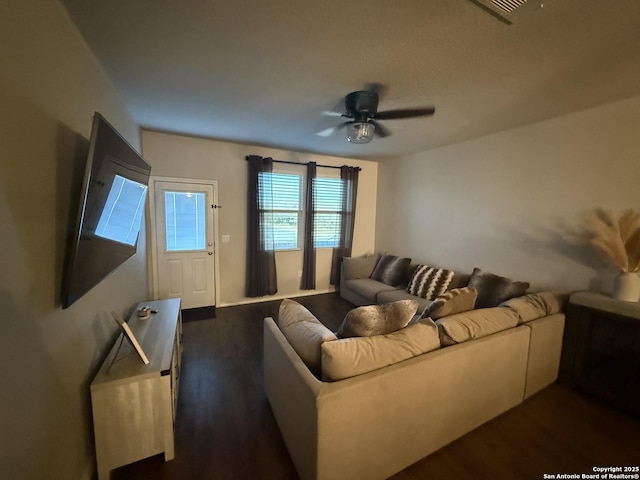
406, 265, 454, 300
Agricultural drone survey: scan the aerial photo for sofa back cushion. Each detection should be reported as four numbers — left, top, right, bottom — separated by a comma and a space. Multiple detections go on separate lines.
277, 299, 337, 375
322, 318, 441, 381
467, 267, 529, 308
370, 254, 412, 287
406, 265, 454, 300
435, 307, 519, 345
336, 300, 418, 338
421, 287, 478, 320
499, 292, 563, 323
342, 252, 381, 280
377, 289, 431, 313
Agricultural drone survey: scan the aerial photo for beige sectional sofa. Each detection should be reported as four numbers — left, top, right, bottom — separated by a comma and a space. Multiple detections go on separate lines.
264, 283, 566, 480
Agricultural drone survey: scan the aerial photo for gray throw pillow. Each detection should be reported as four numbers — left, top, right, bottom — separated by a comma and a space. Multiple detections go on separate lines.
336, 299, 418, 338
370, 254, 412, 287
467, 267, 529, 308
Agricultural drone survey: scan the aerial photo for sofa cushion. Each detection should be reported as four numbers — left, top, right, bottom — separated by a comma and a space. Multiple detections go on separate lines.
500, 292, 563, 324
435, 307, 519, 345
344, 278, 400, 302
336, 300, 418, 338
406, 265, 454, 300
343, 253, 381, 280
321, 318, 441, 381
370, 254, 412, 287
467, 267, 529, 308
277, 299, 337, 374
377, 288, 431, 312
421, 287, 478, 320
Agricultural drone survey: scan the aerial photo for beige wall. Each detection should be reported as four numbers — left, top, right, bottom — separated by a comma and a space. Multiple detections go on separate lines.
377, 95, 640, 294
141, 131, 378, 305
0, 2, 147, 479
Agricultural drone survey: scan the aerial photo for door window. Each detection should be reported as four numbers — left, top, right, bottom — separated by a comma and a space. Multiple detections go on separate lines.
164, 191, 207, 251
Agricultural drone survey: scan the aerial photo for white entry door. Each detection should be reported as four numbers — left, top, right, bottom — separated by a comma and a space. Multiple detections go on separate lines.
152, 179, 217, 309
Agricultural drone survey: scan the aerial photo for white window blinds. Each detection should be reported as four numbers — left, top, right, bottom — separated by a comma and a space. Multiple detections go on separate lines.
257, 170, 345, 250
313, 177, 343, 248
258, 172, 302, 250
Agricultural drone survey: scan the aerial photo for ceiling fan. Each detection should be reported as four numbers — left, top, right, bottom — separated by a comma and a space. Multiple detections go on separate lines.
316, 89, 435, 144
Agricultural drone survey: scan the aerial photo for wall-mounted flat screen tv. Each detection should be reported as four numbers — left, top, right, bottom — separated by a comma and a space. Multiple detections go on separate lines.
61, 112, 151, 309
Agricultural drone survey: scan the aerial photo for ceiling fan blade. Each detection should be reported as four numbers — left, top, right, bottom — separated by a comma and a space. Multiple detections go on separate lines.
316, 126, 337, 137
315, 121, 350, 137
374, 107, 435, 120
370, 120, 391, 138
321, 110, 347, 117
364, 82, 387, 98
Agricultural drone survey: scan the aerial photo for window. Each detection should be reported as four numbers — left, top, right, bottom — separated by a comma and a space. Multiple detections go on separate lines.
164, 191, 206, 251
313, 177, 343, 248
257, 171, 344, 250
259, 172, 302, 250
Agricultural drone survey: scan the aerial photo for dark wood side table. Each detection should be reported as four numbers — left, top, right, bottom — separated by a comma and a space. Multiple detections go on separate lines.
559, 291, 640, 419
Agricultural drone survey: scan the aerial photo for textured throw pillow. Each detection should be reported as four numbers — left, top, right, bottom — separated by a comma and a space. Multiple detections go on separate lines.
277, 299, 338, 374
370, 254, 412, 287
336, 299, 418, 338
499, 292, 563, 324
421, 287, 478, 320
435, 307, 520, 344
406, 265, 454, 300
467, 267, 529, 308
343, 253, 381, 280
322, 318, 441, 381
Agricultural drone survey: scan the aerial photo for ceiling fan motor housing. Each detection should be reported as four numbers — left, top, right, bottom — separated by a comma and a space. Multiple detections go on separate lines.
345, 91, 379, 118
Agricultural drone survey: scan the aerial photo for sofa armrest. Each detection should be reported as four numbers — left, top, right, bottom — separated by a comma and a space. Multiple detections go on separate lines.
263, 317, 322, 480
522, 313, 565, 399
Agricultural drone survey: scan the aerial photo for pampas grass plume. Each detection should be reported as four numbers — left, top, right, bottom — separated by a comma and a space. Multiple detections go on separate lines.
582, 208, 640, 273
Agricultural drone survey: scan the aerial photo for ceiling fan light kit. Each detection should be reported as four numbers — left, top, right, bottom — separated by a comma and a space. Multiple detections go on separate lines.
347, 122, 375, 144
319, 88, 435, 145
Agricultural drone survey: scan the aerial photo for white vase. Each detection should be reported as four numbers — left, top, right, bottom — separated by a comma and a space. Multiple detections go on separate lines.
612, 272, 640, 302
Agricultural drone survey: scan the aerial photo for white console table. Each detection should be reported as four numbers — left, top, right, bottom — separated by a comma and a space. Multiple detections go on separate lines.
90, 298, 182, 480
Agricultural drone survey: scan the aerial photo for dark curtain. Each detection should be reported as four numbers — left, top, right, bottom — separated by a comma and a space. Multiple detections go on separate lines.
300, 162, 317, 290
330, 166, 359, 285
245, 155, 277, 297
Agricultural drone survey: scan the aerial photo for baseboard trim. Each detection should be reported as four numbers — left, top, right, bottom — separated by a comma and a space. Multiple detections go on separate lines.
219, 288, 337, 307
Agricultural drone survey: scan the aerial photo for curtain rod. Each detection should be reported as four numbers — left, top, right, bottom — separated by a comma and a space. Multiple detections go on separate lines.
245, 156, 361, 172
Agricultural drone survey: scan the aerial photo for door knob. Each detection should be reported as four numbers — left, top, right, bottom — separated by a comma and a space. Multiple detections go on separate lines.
208, 252, 213, 255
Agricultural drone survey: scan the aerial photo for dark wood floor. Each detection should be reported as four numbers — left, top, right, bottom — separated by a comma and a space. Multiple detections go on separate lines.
112, 293, 640, 480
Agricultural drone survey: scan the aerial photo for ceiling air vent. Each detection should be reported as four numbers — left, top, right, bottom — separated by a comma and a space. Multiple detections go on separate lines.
467, 0, 537, 25
492, 0, 528, 14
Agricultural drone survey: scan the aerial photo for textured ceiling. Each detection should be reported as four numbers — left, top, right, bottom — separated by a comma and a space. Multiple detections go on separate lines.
60, 0, 640, 159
